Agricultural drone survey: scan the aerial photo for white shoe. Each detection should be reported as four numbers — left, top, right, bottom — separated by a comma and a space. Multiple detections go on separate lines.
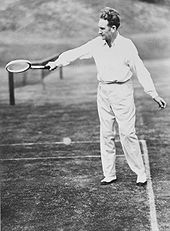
101, 176, 117, 183
101, 176, 117, 185
136, 173, 147, 184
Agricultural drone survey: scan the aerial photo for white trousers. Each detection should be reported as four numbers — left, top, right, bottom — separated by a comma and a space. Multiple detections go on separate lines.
97, 79, 146, 179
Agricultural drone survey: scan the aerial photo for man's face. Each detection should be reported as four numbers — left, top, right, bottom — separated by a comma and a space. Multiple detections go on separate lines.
98, 18, 112, 41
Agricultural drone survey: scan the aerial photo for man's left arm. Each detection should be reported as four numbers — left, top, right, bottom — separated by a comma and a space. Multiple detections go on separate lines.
126, 41, 167, 109
152, 96, 166, 109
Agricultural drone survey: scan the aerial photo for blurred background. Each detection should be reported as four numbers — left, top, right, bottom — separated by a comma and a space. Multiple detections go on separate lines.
0, 0, 170, 67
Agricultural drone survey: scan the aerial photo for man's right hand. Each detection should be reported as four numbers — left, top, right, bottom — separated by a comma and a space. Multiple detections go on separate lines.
45, 61, 58, 71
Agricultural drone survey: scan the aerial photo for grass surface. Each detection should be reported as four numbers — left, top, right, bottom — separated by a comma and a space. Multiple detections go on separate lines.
0, 59, 170, 230
1, 155, 150, 231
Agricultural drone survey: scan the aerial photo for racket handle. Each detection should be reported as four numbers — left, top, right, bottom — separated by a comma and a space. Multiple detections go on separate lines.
31, 65, 50, 70
44, 65, 50, 70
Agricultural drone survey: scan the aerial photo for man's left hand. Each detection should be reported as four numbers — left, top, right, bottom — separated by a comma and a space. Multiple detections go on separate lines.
153, 96, 167, 109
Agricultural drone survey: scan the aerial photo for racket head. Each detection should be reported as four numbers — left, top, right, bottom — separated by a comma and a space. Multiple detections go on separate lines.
5, 59, 31, 73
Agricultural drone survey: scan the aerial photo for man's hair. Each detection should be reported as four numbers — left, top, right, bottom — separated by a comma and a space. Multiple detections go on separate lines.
100, 7, 120, 29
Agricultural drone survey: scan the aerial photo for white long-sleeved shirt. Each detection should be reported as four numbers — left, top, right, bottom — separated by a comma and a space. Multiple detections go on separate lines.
54, 33, 158, 98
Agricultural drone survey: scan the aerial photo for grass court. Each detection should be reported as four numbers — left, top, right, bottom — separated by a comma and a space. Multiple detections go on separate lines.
0, 59, 170, 231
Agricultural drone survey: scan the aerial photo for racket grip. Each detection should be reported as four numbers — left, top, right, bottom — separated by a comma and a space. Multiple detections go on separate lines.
44, 64, 59, 71
44, 65, 50, 70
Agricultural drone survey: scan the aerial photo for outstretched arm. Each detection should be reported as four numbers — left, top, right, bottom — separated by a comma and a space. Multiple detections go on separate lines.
46, 41, 93, 71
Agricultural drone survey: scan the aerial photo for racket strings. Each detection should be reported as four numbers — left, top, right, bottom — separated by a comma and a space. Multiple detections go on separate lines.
6, 60, 30, 73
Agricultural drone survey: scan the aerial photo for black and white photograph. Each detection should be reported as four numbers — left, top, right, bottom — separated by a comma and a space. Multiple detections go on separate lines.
0, 0, 170, 230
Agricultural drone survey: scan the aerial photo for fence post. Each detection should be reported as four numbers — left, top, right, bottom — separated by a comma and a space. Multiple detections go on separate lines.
59, 66, 63, 79
22, 72, 27, 86
41, 69, 46, 90
8, 72, 15, 105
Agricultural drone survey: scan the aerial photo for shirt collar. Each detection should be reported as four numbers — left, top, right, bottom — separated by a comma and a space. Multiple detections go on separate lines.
102, 32, 120, 47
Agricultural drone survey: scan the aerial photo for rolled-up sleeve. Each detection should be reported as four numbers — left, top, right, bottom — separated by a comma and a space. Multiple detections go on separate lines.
54, 41, 93, 67
126, 41, 158, 98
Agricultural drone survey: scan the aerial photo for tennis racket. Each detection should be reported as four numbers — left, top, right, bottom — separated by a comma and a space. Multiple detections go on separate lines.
5, 59, 50, 73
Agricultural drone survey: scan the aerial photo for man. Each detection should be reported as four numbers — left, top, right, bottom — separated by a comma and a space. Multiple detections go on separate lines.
47, 7, 166, 186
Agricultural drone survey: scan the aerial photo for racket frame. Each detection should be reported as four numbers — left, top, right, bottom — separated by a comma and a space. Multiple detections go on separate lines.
5, 59, 50, 73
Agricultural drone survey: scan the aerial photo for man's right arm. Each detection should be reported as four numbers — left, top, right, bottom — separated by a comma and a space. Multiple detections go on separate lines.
46, 41, 93, 70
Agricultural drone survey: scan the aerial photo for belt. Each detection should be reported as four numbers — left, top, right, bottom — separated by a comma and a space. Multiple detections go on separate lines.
99, 79, 129, 85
